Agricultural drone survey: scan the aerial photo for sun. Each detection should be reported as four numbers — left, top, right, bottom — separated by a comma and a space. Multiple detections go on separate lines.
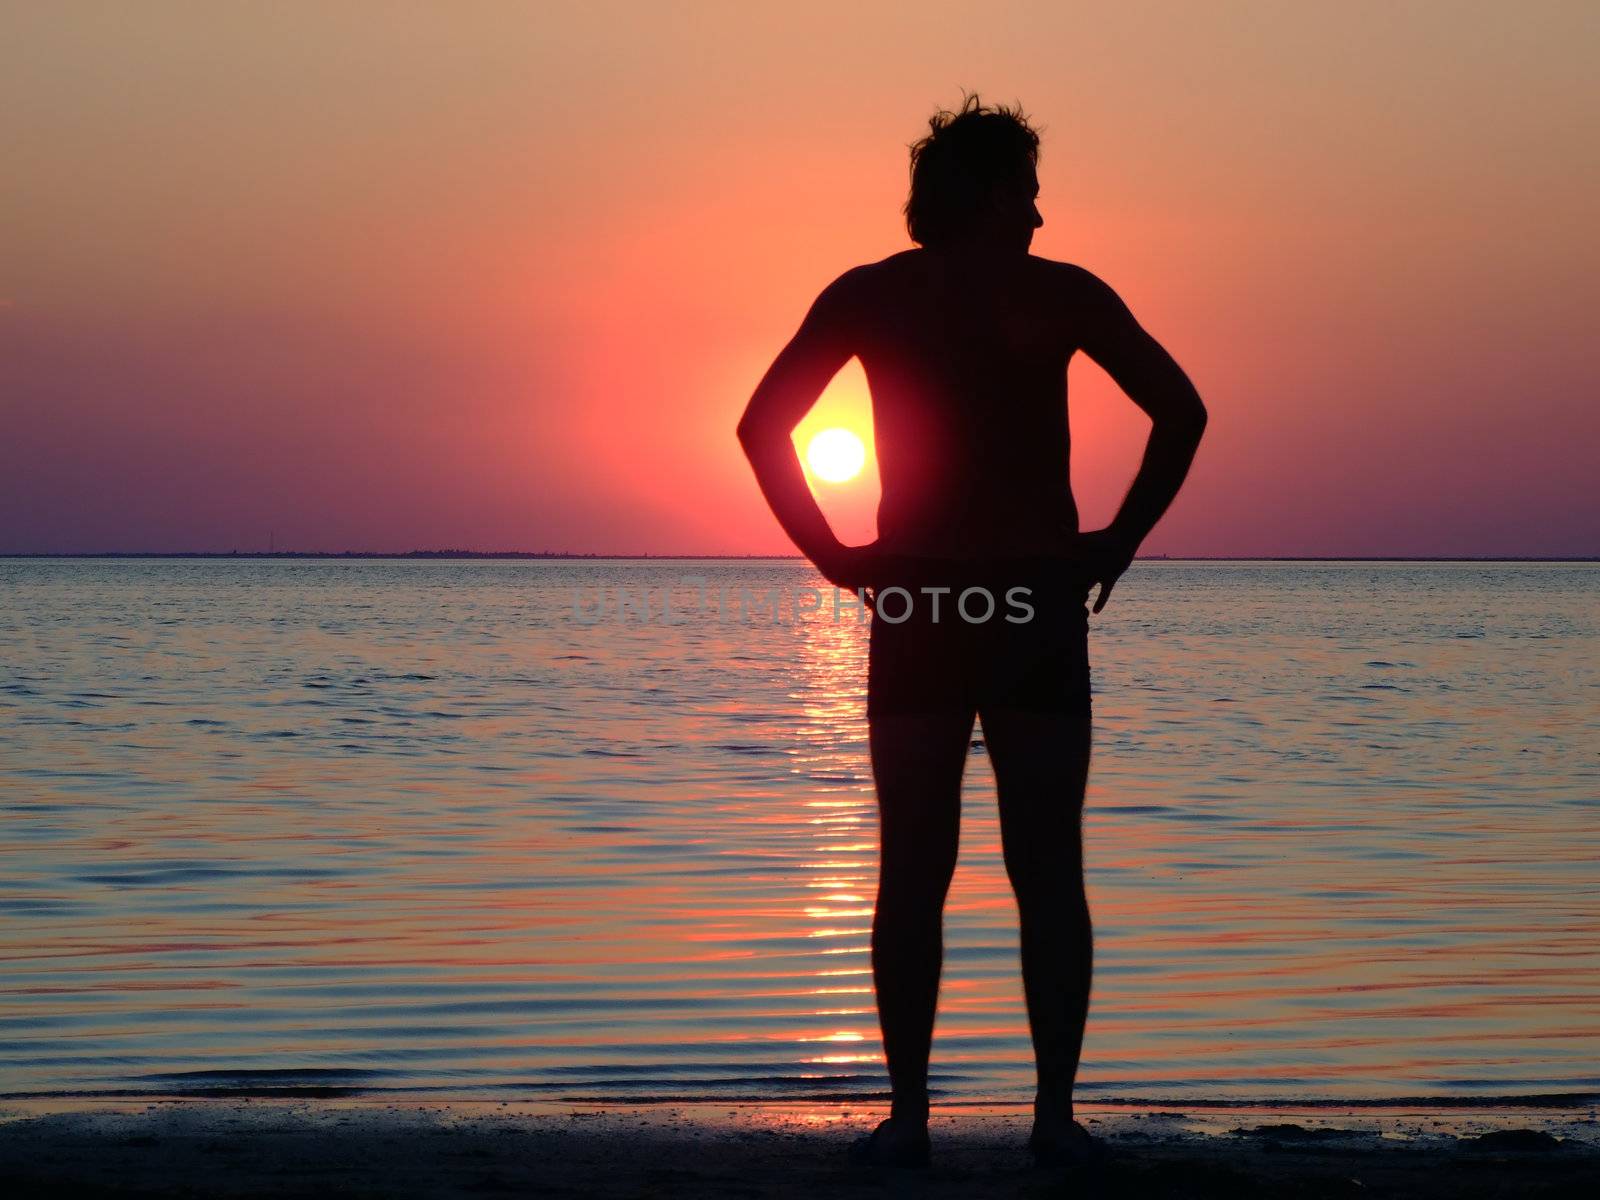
805, 428, 866, 483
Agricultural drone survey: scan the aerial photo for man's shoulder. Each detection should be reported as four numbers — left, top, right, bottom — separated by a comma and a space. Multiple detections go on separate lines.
814, 252, 1117, 311
808, 253, 915, 318
825, 251, 919, 291
1023, 257, 1129, 316
1025, 255, 1104, 289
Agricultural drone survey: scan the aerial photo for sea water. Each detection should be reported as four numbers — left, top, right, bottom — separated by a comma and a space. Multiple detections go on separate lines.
1, 558, 1596, 1103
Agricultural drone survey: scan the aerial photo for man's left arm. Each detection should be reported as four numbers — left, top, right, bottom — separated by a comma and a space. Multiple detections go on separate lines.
736, 271, 864, 589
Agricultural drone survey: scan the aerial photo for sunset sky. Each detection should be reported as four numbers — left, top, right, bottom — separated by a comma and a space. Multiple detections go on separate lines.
3, 2, 1596, 556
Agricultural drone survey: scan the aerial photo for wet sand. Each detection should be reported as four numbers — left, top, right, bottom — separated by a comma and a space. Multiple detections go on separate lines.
2, 1099, 1596, 1198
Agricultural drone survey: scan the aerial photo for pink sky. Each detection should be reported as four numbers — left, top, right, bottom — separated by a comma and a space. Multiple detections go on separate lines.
2, 3, 1596, 556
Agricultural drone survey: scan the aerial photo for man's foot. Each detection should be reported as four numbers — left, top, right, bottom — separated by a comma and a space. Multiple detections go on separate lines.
1027, 1112, 1107, 1169
849, 1116, 931, 1168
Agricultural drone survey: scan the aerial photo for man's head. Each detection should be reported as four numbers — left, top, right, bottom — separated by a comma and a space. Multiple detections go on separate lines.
905, 93, 1043, 253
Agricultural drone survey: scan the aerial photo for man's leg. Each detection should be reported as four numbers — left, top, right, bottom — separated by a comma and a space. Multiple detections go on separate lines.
981, 707, 1094, 1131
867, 710, 974, 1127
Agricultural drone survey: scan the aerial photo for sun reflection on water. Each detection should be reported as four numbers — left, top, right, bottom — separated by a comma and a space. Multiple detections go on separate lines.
787, 605, 882, 1081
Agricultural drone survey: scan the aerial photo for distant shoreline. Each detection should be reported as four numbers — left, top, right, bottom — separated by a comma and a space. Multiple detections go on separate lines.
1, 552, 1596, 563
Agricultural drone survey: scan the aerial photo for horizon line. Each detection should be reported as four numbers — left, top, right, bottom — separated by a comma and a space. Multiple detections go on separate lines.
3, 551, 1597, 563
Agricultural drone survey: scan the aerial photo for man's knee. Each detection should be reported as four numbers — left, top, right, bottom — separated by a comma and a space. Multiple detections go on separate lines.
878, 852, 957, 909
1004, 849, 1084, 909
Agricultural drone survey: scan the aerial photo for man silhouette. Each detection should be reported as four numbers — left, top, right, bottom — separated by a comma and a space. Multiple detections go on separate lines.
737, 95, 1207, 1168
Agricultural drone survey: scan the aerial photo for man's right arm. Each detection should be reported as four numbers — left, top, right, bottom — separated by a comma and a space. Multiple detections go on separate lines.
1066, 266, 1208, 610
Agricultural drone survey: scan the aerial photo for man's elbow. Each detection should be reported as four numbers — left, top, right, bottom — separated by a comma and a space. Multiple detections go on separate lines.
736, 413, 774, 459
1167, 395, 1207, 439
1151, 406, 1206, 443
736, 415, 761, 451
736, 422, 774, 470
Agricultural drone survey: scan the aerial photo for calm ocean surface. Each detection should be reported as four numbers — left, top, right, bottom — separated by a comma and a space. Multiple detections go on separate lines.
1, 558, 1596, 1104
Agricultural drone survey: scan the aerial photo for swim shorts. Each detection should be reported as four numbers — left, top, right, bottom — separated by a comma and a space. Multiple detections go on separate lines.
865, 556, 1093, 719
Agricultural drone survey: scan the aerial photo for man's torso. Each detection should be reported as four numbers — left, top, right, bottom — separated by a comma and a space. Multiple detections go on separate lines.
840, 250, 1094, 560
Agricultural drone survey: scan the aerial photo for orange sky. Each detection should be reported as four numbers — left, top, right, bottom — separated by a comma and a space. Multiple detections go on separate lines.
2, 2, 1596, 555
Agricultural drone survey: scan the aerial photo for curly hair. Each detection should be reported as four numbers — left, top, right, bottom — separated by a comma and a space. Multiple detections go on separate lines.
904, 92, 1041, 248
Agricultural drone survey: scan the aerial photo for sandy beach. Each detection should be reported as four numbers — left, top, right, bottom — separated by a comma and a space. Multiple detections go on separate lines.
2, 1099, 1595, 1198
